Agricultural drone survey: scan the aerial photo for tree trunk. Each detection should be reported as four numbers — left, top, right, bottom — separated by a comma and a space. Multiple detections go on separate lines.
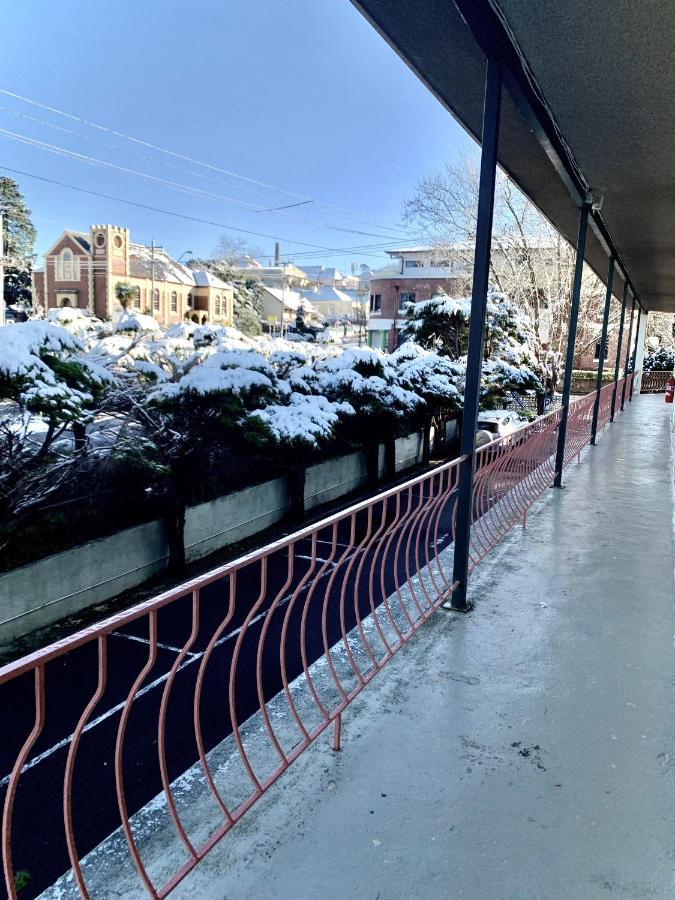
432, 414, 447, 457
287, 460, 307, 522
166, 463, 189, 575
364, 440, 380, 487
384, 433, 396, 480
72, 421, 87, 453
36, 418, 57, 459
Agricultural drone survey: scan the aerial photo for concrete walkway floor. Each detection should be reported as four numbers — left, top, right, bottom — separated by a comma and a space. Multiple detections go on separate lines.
170, 395, 674, 900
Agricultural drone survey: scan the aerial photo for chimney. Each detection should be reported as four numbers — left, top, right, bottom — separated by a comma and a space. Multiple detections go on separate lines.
274, 242, 280, 266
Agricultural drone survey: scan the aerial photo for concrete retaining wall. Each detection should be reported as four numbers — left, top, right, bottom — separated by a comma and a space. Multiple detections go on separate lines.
0, 521, 169, 642
185, 477, 290, 562
0, 432, 434, 644
305, 451, 366, 511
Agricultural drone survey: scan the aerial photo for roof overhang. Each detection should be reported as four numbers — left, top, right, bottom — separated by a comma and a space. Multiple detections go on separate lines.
351, 0, 675, 313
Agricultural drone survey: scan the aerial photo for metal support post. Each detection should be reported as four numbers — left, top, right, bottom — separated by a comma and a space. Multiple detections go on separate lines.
590, 256, 614, 445
610, 282, 628, 422
449, 57, 502, 612
629, 306, 642, 400
553, 204, 590, 487
621, 295, 636, 410
632, 308, 648, 394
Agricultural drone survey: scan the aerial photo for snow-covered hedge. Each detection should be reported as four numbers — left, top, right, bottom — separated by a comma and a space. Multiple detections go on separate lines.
643, 347, 675, 372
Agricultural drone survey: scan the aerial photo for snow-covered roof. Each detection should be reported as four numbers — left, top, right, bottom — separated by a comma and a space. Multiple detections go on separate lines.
263, 286, 304, 311
297, 265, 345, 281
386, 239, 561, 257
191, 270, 231, 289
230, 256, 262, 269
70, 231, 92, 253
302, 286, 355, 305
129, 243, 195, 286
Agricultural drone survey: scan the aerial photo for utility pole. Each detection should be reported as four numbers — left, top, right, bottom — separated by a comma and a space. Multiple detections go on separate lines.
280, 264, 286, 338
0, 212, 4, 327
150, 238, 155, 316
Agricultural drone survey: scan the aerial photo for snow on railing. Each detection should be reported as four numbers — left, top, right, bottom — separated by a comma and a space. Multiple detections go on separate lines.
0, 380, 634, 899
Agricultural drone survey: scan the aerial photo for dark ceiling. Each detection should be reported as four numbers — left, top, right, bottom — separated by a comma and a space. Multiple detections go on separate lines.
352, 0, 674, 312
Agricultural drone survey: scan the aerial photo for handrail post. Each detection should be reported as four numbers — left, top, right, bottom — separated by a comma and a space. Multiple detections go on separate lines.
553, 204, 590, 487
629, 305, 642, 400
620, 295, 636, 410
610, 282, 628, 421
590, 256, 614, 445
449, 57, 502, 612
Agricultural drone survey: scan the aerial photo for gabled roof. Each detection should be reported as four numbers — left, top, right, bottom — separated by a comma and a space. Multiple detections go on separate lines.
44, 230, 92, 257
302, 286, 355, 305
297, 265, 346, 281
70, 232, 91, 253
262, 286, 304, 311
191, 270, 231, 289
129, 243, 194, 286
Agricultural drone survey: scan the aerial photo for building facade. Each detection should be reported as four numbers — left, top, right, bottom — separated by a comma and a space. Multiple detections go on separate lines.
367, 247, 470, 350
301, 285, 366, 320
33, 225, 234, 327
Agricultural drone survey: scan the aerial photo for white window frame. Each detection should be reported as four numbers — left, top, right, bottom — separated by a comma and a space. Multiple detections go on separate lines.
55, 247, 79, 281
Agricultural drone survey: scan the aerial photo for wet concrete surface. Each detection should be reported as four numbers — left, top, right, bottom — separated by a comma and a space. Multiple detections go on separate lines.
167, 396, 675, 899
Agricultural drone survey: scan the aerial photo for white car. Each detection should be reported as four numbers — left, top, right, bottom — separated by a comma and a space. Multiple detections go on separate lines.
476, 410, 527, 440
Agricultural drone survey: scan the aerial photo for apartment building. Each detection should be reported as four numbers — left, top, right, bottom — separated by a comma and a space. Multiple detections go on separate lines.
367, 247, 470, 350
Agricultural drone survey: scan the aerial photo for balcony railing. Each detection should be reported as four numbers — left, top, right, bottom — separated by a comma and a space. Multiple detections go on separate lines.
0, 374, 633, 900
640, 370, 671, 393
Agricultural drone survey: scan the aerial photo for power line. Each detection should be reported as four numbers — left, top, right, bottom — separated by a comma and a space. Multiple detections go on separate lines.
0, 103, 415, 245
0, 104, 413, 240
0, 87, 413, 236
0, 165, 403, 259
0, 127, 420, 243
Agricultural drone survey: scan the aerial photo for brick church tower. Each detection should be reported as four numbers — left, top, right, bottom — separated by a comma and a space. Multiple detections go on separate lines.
90, 225, 130, 319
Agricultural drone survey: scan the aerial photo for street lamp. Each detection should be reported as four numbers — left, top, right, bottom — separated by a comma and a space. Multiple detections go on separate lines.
177, 250, 194, 263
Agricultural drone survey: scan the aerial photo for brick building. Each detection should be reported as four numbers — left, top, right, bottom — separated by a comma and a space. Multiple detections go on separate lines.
33, 224, 234, 327
367, 247, 470, 350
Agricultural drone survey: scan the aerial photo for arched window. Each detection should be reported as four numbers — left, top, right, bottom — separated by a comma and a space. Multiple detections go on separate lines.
170, 291, 178, 312
152, 288, 160, 310
133, 286, 141, 308
215, 295, 221, 316
57, 248, 77, 281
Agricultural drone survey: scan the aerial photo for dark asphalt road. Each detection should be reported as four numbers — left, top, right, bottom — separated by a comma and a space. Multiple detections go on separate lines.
1, 483, 460, 898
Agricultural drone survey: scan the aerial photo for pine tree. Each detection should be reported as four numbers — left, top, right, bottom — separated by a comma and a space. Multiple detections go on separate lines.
1, 178, 36, 309
233, 279, 263, 336
188, 256, 263, 336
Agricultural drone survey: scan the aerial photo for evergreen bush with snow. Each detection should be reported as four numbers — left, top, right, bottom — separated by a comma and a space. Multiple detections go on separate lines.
401, 288, 545, 407
643, 347, 675, 372
0, 291, 545, 570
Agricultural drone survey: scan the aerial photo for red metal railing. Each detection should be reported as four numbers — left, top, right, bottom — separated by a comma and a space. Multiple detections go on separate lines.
640, 370, 671, 393
0, 379, 637, 899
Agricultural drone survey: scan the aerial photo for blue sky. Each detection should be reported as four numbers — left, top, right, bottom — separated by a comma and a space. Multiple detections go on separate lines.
1, 0, 472, 269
